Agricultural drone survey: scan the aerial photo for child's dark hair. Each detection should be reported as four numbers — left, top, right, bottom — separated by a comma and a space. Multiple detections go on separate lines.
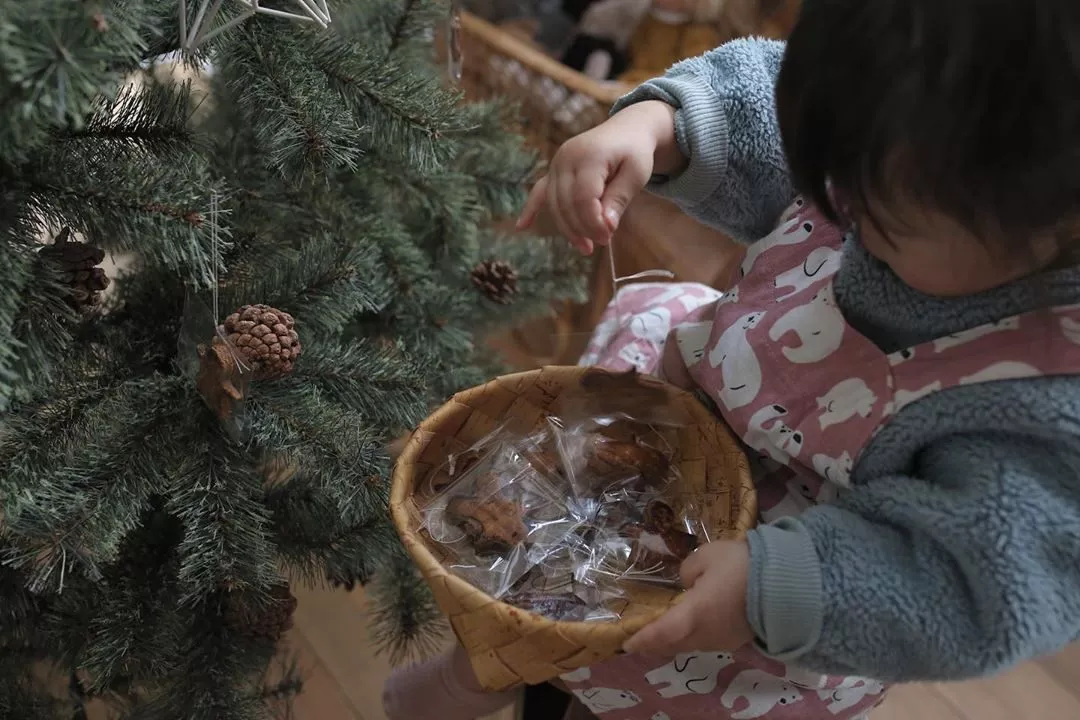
775, 0, 1080, 251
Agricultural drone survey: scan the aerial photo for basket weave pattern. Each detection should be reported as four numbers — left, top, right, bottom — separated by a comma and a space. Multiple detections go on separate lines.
390, 366, 756, 691
454, 13, 626, 162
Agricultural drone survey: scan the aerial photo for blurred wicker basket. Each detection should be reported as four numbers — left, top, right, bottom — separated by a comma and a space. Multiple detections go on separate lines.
454, 2, 800, 162
390, 366, 756, 691
455, 12, 628, 161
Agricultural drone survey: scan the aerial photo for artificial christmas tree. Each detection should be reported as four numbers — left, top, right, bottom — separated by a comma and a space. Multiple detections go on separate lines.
0, 1, 583, 718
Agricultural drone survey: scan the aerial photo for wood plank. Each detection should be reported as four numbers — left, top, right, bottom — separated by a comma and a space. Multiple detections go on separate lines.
932, 660, 1080, 720
291, 582, 518, 720
285, 629, 362, 720
291, 583, 393, 719
860, 684, 966, 720
1037, 643, 1080, 700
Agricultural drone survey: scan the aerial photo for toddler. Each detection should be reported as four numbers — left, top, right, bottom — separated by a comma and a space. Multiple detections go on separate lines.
385, 1, 1080, 718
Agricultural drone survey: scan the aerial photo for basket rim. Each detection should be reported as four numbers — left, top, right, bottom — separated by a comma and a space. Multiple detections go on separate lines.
389, 365, 754, 638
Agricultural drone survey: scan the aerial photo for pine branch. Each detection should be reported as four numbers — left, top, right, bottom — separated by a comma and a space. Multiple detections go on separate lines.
56, 81, 200, 159
368, 545, 447, 665
286, 340, 427, 428
245, 390, 390, 483
218, 233, 394, 341
217, 24, 366, 179
387, 0, 421, 55
166, 445, 280, 606
0, 1, 155, 156
0, 229, 38, 411
0, 377, 194, 592
268, 485, 395, 589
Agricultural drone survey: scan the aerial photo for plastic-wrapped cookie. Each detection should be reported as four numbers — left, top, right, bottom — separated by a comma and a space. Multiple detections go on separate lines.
619, 500, 699, 579
445, 491, 527, 555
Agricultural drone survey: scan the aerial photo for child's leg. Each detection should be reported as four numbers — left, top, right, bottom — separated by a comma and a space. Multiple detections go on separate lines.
382, 644, 519, 720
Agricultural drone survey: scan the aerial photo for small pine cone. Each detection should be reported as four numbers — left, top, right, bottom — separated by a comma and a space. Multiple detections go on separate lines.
215, 304, 301, 380
39, 228, 110, 310
223, 584, 297, 642
471, 259, 519, 305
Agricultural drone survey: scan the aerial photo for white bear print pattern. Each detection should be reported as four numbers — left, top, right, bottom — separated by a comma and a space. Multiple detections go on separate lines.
812, 450, 854, 487
892, 381, 942, 411
932, 316, 1020, 352
741, 214, 816, 276
630, 307, 672, 344
570, 196, 1080, 720
676, 321, 715, 367
645, 653, 735, 698
960, 361, 1040, 385
817, 678, 886, 715
816, 378, 878, 431
774, 246, 843, 302
617, 341, 654, 372
561, 667, 592, 683
744, 404, 804, 465
572, 688, 642, 714
721, 670, 803, 720
768, 285, 846, 364
578, 283, 721, 374
1062, 315, 1080, 346
709, 311, 768, 410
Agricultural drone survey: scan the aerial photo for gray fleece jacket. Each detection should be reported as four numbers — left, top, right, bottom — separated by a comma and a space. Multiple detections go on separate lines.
613, 38, 1080, 682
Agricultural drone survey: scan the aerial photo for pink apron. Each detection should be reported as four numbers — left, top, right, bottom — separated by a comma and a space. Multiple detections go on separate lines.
567, 197, 1080, 719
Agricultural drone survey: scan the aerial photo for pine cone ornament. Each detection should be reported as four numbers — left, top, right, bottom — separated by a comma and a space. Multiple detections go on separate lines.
471, 259, 519, 305
215, 304, 301, 380
39, 227, 110, 311
223, 584, 297, 642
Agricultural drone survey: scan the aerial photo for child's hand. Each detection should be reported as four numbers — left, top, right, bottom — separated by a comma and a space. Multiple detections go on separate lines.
516, 101, 680, 255
623, 540, 754, 656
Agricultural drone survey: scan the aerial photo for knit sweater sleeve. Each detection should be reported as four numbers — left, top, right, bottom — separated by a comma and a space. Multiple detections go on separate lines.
746, 410, 1080, 681
610, 38, 792, 244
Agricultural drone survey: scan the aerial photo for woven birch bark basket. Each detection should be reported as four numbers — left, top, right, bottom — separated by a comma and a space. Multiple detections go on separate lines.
390, 366, 756, 691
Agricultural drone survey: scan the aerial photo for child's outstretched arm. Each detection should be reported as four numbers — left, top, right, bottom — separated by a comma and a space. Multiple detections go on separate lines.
615, 38, 792, 243
519, 39, 791, 250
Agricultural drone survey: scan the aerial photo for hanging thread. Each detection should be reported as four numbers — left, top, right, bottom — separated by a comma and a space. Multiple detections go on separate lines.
208, 190, 247, 374
447, 0, 465, 83
606, 235, 674, 317
210, 189, 221, 327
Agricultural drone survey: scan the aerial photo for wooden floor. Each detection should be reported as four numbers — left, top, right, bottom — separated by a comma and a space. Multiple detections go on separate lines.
290, 581, 1080, 720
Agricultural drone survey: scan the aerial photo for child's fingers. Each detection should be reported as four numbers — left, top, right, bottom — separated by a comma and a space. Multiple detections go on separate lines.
548, 176, 587, 253
556, 170, 590, 244
679, 548, 708, 588
623, 590, 699, 656
599, 160, 647, 233
572, 171, 611, 242
517, 176, 549, 230
547, 195, 579, 251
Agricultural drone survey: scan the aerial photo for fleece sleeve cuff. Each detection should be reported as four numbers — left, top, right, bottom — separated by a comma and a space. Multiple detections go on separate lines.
746, 518, 825, 661
610, 76, 730, 208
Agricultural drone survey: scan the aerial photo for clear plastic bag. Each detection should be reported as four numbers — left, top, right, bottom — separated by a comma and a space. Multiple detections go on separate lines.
421, 427, 580, 599
419, 371, 711, 621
